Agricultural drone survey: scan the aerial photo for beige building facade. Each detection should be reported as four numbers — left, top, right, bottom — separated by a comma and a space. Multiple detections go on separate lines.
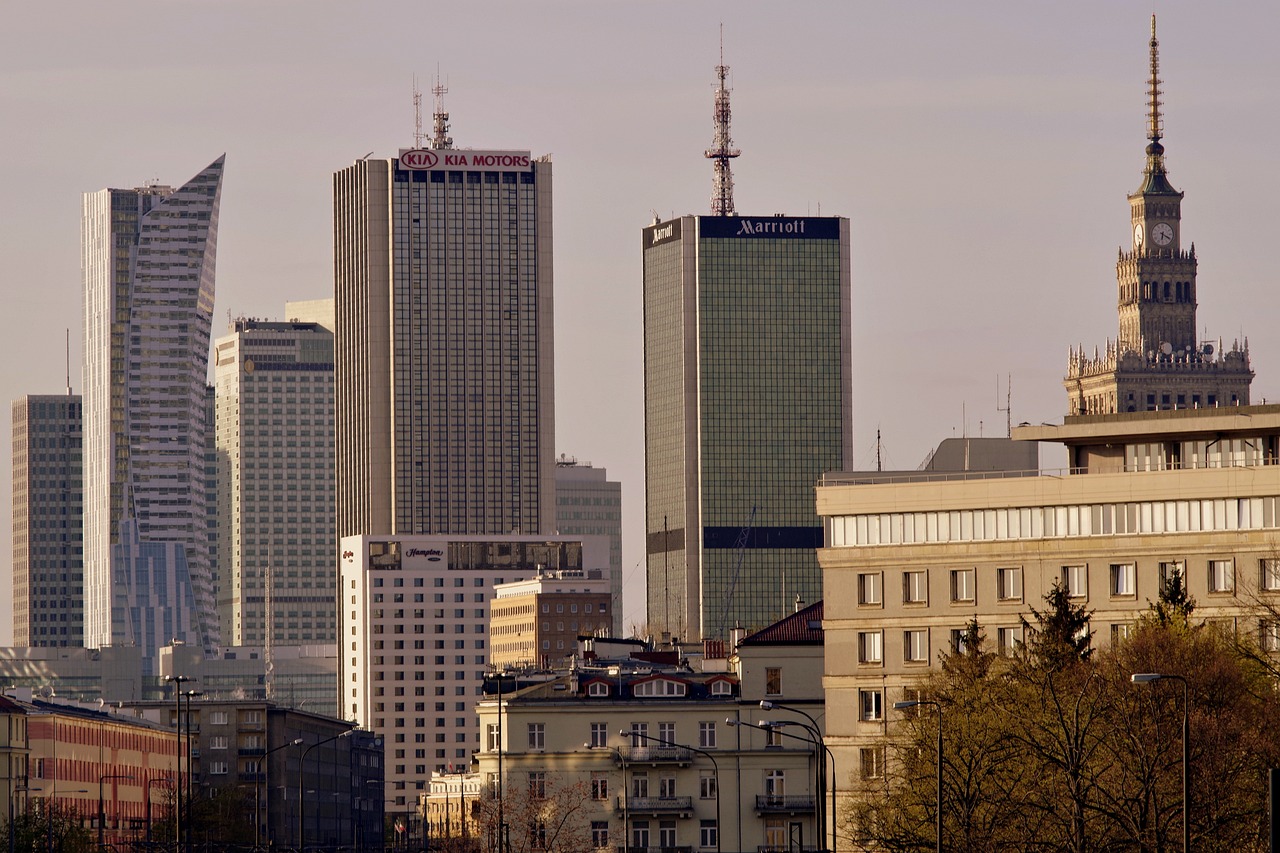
489, 568, 612, 669
818, 406, 1280, 801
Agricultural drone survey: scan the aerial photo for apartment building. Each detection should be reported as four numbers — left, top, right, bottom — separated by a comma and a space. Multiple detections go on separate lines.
489, 568, 613, 669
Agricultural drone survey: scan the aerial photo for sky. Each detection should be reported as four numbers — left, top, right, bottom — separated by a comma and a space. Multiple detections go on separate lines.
3, 2, 1280, 643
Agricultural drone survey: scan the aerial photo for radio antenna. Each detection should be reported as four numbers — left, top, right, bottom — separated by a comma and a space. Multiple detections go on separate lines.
412, 76, 425, 148
704, 24, 741, 216
431, 67, 453, 150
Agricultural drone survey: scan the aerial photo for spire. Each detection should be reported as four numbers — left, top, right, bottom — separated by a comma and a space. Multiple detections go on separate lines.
1138, 15, 1178, 194
705, 25, 741, 216
431, 68, 453, 150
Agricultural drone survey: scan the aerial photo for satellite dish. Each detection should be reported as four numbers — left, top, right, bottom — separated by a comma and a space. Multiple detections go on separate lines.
1160, 342, 1173, 356
1203, 343, 1215, 355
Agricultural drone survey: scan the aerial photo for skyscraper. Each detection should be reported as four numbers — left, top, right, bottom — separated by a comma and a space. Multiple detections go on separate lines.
1066, 16, 1252, 415
82, 156, 224, 671
213, 308, 336, 647
333, 100, 554, 540
643, 215, 852, 641
11, 394, 83, 647
643, 53, 852, 642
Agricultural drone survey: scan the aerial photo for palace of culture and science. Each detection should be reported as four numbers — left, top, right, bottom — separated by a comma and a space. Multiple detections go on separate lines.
1065, 18, 1253, 416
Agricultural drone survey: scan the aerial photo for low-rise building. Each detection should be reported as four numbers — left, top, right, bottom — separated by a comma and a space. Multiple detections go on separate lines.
490, 568, 612, 669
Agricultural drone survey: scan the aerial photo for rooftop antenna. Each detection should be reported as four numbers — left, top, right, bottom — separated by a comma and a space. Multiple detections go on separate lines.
65, 329, 71, 396
875, 428, 883, 472
705, 24, 740, 216
996, 374, 1012, 437
412, 76, 425, 148
431, 67, 453, 150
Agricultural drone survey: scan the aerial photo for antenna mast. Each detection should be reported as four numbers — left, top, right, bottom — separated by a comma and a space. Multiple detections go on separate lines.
704, 25, 741, 216
996, 374, 1012, 437
412, 76, 425, 148
431, 69, 453, 150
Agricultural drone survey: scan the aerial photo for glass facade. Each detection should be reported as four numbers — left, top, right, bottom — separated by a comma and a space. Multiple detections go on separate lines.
644, 216, 851, 638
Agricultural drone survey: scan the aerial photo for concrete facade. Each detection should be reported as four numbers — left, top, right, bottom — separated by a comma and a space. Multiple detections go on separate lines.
489, 568, 612, 669
554, 458, 624, 634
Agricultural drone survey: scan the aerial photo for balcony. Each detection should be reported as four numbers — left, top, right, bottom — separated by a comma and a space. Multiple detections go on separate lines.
616, 847, 692, 853
616, 746, 693, 766
759, 847, 818, 852
238, 747, 266, 756
620, 796, 694, 817
755, 795, 816, 814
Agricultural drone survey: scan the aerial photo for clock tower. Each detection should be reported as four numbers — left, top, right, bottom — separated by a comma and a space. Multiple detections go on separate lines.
1066, 16, 1253, 416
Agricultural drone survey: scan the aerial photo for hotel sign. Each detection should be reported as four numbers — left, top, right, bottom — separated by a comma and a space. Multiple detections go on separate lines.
699, 216, 840, 240
397, 149, 533, 172
643, 218, 682, 248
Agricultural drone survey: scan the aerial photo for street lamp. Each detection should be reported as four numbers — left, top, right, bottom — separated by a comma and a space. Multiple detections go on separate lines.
10, 784, 37, 853
165, 675, 190, 853
619, 729, 721, 853
894, 699, 942, 853
97, 774, 134, 850
1131, 672, 1190, 853
257, 738, 303, 851
298, 729, 354, 853
759, 701, 834, 853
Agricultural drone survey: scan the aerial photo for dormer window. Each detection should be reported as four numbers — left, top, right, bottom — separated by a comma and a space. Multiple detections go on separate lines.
587, 681, 609, 697
709, 680, 732, 696
633, 679, 687, 698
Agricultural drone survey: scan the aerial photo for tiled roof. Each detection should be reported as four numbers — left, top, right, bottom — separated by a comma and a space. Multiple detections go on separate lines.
738, 600, 824, 646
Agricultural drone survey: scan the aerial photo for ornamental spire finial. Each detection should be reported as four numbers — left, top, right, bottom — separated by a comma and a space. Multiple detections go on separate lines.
1147, 15, 1163, 147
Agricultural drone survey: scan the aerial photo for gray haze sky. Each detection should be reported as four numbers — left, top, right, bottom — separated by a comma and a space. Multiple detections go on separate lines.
3, 2, 1279, 643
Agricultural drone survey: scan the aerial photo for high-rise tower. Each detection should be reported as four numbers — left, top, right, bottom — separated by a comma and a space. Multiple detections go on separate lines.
11, 394, 83, 647
1066, 18, 1252, 415
82, 157, 224, 671
333, 105, 555, 539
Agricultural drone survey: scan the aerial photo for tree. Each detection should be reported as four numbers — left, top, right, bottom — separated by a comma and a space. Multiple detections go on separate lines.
1148, 565, 1196, 627
473, 774, 593, 853
3, 801, 93, 853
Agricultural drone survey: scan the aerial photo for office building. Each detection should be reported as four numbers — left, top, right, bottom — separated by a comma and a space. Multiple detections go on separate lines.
643, 214, 851, 642
489, 567, 612, 668
554, 457, 623, 632
1066, 17, 1252, 415
81, 157, 225, 670
340, 533, 608, 806
11, 394, 83, 647
213, 311, 337, 647
333, 106, 555, 540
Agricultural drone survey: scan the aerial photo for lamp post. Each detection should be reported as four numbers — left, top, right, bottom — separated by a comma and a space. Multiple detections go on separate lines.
10, 784, 35, 853
620, 729, 721, 853
759, 700, 834, 853
298, 729, 354, 853
179, 690, 202, 853
894, 700, 941, 853
97, 774, 134, 850
144, 777, 172, 846
165, 675, 190, 853
1131, 672, 1190, 853
256, 738, 302, 851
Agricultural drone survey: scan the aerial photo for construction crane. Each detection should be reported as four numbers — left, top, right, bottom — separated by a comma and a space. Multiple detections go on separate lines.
717, 505, 757, 639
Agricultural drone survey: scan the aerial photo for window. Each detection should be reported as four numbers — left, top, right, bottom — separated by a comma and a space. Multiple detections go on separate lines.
486, 725, 499, 751
764, 769, 785, 797
709, 680, 732, 696
764, 668, 782, 696
1111, 563, 1136, 597
631, 821, 650, 849
658, 821, 677, 849
1159, 561, 1185, 595
658, 722, 676, 743
209, 711, 229, 726
1263, 559, 1280, 592
699, 771, 716, 800
633, 679, 686, 697
699, 820, 718, 849
698, 721, 717, 749
659, 776, 676, 798
950, 569, 974, 602
858, 631, 883, 664
903, 571, 928, 604
587, 681, 609, 697
209, 761, 228, 775
1209, 560, 1234, 593
904, 629, 928, 663
949, 628, 968, 654
859, 747, 884, 779
858, 572, 882, 605
589, 722, 607, 749
590, 772, 608, 800
1111, 623, 1134, 645
528, 772, 546, 799
859, 689, 883, 721
527, 723, 544, 750
529, 820, 547, 849
997, 626, 1023, 655
1063, 565, 1087, 599
591, 821, 609, 849
631, 773, 649, 798
1263, 621, 1280, 652
997, 567, 1022, 601
629, 723, 648, 747
209, 736, 227, 750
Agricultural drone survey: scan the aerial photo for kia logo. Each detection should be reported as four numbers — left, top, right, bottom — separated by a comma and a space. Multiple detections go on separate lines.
400, 149, 438, 169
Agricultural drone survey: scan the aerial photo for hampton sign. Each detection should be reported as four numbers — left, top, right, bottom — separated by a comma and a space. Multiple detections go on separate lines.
398, 149, 533, 172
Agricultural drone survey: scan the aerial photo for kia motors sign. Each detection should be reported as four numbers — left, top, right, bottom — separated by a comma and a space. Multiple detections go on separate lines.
398, 148, 533, 172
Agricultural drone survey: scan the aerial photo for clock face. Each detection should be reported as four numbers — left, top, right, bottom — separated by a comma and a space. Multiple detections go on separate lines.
1133, 223, 1144, 247
1152, 222, 1174, 246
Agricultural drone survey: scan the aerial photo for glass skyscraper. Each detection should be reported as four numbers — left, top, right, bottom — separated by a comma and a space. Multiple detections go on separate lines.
82, 157, 224, 671
333, 147, 555, 540
643, 215, 852, 640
